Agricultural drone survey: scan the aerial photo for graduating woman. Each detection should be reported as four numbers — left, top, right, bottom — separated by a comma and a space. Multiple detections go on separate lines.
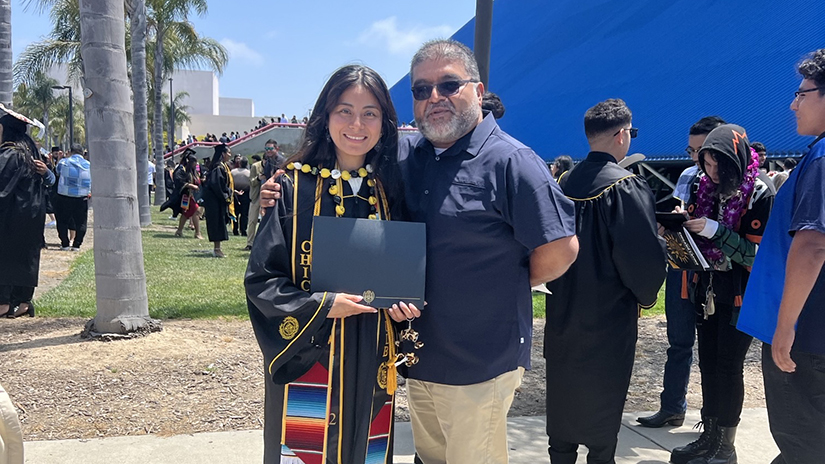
0, 105, 55, 318
245, 65, 416, 464
670, 124, 774, 464
202, 144, 234, 257
173, 154, 203, 239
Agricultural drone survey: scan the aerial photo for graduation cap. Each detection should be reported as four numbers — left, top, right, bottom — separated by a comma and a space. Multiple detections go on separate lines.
0, 103, 45, 131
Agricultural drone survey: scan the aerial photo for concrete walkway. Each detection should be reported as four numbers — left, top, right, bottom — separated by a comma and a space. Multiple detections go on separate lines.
23, 408, 778, 464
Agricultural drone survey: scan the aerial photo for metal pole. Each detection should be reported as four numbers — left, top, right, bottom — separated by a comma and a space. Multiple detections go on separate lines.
169, 78, 174, 151
68, 86, 73, 146
474, 0, 493, 87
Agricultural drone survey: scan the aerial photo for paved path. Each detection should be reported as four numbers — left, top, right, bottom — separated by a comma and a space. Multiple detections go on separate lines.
24, 409, 778, 463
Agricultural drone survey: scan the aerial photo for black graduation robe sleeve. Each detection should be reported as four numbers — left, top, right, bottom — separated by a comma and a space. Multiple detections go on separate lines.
207, 164, 231, 203
245, 174, 336, 384
608, 176, 668, 308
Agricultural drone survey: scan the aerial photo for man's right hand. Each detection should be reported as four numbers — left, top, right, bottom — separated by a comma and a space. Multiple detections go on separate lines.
260, 169, 284, 213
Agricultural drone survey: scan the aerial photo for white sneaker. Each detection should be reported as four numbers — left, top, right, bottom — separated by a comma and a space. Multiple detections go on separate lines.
60, 246, 72, 251
70, 247, 80, 252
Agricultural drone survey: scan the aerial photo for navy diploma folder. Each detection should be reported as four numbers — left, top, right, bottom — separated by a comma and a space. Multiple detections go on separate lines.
311, 216, 426, 308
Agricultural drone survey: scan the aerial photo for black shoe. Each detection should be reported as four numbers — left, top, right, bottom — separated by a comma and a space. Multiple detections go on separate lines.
671, 417, 718, 464
8, 302, 35, 318
637, 410, 685, 428
686, 426, 737, 464
243, 245, 252, 251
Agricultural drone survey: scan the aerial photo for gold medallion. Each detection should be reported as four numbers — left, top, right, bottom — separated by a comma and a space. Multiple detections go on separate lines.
362, 290, 375, 304
377, 363, 388, 389
279, 316, 300, 340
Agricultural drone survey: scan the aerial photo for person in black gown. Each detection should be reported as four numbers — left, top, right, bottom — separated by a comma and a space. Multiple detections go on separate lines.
544, 99, 667, 464
202, 144, 234, 257
245, 65, 418, 464
0, 104, 55, 318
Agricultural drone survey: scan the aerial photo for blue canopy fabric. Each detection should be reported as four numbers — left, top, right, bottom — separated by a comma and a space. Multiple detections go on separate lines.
389, 0, 822, 161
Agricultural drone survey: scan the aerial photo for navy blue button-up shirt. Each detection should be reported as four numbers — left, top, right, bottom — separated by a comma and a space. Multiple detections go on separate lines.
399, 114, 576, 385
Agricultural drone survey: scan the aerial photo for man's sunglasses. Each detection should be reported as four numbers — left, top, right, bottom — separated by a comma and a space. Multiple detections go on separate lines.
264, 146, 277, 151
411, 79, 477, 101
613, 127, 639, 138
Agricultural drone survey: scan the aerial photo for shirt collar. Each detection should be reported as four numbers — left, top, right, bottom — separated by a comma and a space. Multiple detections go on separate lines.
415, 113, 497, 158
586, 151, 618, 163
808, 131, 825, 149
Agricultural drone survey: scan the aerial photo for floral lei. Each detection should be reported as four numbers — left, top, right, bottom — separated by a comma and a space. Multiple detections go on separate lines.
693, 147, 760, 264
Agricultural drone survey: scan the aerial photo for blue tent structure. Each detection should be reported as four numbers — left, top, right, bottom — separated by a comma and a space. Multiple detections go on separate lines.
389, 0, 823, 163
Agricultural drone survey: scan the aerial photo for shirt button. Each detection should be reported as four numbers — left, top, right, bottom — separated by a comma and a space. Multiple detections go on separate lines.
435, 156, 440, 161
424, 190, 429, 195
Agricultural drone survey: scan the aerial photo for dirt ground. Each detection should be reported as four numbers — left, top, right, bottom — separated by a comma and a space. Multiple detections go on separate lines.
0, 316, 765, 441
1, 213, 765, 441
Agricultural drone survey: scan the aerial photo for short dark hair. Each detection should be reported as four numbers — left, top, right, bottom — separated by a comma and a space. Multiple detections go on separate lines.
265, 139, 278, 146
51, 146, 60, 152
251, 154, 262, 162
750, 141, 767, 154
240, 158, 249, 168
689, 116, 726, 136
411, 39, 481, 82
481, 92, 505, 119
584, 99, 631, 139
783, 157, 798, 170
70, 143, 84, 154
552, 155, 574, 173
798, 49, 825, 96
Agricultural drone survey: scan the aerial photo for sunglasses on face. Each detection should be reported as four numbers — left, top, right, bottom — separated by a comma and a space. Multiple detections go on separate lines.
613, 127, 639, 138
265, 146, 277, 151
411, 79, 477, 101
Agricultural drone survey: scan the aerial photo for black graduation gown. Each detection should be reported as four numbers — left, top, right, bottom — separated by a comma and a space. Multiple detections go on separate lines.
159, 165, 188, 215
245, 169, 397, 464
544, 151, 667, 446
0, 142, 51, 288
203, 162, 231, 242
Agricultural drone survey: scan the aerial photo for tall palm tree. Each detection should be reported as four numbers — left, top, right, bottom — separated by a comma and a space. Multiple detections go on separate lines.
126, 0, 152, 227
78, 0, 153, 334
147, 0, 227, 205
11, 72, 60, 144
0, 0, 12, 106
16, 0, 227, 205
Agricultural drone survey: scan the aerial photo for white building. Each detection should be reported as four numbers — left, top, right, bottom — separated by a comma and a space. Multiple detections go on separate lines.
47, 65, 264, 142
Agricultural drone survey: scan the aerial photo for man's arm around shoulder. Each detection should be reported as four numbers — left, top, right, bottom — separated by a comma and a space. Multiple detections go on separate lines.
530, 235, 579, 286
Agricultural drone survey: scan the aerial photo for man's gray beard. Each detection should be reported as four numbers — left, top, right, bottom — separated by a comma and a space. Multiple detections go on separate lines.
416, 104, 481, 146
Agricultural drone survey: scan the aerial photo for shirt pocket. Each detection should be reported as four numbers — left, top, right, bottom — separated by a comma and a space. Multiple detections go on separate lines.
440, 178, 489, 217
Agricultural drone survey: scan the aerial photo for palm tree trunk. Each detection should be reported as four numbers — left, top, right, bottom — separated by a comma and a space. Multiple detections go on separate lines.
152, 31, 166, 205
79, 0, 155, 334
129, 0, 152, 226
0, 0, 13, 107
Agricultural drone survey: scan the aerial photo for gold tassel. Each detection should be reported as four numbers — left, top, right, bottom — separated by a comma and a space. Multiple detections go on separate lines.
383, 310, 399, 395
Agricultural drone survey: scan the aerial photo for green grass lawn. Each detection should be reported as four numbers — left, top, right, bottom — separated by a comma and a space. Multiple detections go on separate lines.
35, 210, 251, 319
36, 208, 667, 320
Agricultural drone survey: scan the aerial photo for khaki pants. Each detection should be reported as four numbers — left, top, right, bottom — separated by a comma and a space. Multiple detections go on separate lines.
407, 368, 524, 464
246, 197, 260, 247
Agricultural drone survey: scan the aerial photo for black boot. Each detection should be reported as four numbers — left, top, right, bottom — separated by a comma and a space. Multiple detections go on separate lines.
686, 426, 737, 464
670, 417, 717, 464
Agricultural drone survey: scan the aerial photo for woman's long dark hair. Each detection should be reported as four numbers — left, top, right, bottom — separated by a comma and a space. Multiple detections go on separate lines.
287, 65, 404, 210
210, 144, 229, 168
700, 149, 741, 197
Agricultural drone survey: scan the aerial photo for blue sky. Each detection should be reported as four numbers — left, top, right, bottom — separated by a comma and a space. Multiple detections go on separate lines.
10, 0, 476, 118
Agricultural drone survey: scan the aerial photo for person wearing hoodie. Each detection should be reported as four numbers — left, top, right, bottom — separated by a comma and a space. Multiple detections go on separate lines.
669, 124, 774, 464
54, 143, 91, 251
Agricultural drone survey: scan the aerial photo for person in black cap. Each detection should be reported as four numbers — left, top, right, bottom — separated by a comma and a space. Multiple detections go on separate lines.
0, 104, 55, 318
202, 144, 234, 257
